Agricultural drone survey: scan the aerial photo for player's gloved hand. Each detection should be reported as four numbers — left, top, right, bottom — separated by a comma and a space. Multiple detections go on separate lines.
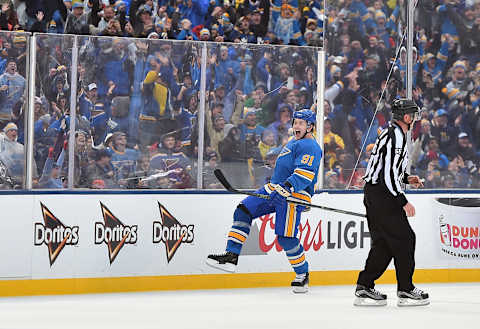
270, 183, 292, 208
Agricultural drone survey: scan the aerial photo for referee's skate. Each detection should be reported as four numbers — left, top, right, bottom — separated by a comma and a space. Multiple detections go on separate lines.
353, 285, 387, 306
397, 287, 430, 306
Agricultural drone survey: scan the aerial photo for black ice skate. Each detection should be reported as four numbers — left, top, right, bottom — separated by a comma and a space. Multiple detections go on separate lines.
206, 252, 238, 273
397, 287, 430, 306
353, 285, 387, 306
291, 272, 309, 293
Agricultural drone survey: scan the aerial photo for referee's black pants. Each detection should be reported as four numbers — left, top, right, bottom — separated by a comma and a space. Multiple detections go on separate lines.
357, 183, 416, 292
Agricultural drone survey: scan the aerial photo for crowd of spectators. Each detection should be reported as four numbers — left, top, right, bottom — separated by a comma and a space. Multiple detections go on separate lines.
0, 0, 324, 46
321, 0, 480, 189
0, 0, 478, 190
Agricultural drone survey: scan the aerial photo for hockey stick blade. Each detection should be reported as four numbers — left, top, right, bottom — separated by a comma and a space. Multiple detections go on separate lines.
214, 169, 366, 217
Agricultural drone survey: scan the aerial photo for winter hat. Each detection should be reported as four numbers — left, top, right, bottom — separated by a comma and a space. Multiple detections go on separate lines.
207, 151, 218, 161
72, 2, 84, 9
423, 53, 435, 62
87, 83, 97, 91
114, 1, 126, 11
375, 10, 386, 21
453, 61, 466, 70
243, 107, 257, 117
200, 28, 210, 36
458, 132, 469, 139
436, 109, 447, 117
3, 122, 18, 133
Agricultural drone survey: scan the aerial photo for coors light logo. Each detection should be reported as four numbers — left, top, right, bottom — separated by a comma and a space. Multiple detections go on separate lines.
95, 202, 138, 264
34, 203, 79, 266
153, 202, 194, 262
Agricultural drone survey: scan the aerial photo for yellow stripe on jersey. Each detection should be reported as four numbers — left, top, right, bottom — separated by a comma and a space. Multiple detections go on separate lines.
294, 168, 315, 181
286, 204, 296, 237
445, 88, 459, 98
289, 254, 306, 265
291, 192, 311, 203
228, 231, 246, 243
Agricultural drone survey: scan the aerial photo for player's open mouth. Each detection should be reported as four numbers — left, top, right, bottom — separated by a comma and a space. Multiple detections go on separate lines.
294, 130, 302, 137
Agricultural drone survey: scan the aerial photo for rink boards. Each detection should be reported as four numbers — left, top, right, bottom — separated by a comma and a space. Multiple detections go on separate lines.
0, 191, 479, 296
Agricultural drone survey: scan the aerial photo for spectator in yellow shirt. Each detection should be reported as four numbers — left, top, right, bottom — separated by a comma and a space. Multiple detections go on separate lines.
323, 118, 345, 169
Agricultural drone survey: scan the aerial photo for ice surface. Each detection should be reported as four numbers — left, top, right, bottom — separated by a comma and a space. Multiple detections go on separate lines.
0, 283, 478, 329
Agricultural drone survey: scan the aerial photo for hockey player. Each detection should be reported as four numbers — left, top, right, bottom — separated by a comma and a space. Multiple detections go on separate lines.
206, 109, 322, 293
355, 98, 429, 307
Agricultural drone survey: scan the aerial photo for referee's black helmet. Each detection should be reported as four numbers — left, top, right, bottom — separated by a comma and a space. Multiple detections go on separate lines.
392, 98, 420, 121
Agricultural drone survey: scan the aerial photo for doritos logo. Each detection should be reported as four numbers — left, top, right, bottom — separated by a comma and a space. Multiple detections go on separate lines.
153, 202, 194, 263
95, 202, 137, 264
34, 202, 79, 266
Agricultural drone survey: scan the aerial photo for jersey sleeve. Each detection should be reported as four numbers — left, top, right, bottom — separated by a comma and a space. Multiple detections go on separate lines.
383, 129, 408, 207
286, 141, 322, 192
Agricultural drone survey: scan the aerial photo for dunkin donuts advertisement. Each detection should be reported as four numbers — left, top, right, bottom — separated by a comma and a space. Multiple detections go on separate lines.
434, 198, 480, 260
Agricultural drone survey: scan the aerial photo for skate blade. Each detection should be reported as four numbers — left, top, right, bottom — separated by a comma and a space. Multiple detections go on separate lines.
397, 298, 430, 307
353, 297, 387, 306
205, 258, 236, 273
292, 285, 309, 294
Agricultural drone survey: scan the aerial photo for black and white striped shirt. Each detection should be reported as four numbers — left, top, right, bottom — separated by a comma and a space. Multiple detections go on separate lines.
363, 122, 409, 204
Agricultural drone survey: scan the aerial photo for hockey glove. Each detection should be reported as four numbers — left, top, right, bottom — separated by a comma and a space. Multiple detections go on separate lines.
269, 183, 292, 208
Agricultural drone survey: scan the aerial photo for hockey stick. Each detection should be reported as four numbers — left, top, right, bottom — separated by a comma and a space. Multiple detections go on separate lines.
214, 169, 366, 218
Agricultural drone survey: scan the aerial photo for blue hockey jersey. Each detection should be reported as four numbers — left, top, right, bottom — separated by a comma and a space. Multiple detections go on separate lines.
109, 147, 139, 180
269, 137, 322, 198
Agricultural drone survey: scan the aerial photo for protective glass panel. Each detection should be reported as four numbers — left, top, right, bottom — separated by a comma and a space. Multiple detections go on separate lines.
408, 3, 479, 189
33, 33, 74, 189
323, 0, 409, 190
0, 31, 30, 189
73, 36, 201, 189
204, 42, 318, 190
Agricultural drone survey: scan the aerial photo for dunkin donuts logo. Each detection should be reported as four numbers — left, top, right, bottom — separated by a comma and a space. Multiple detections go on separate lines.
435, 197, 480, 260
439, 214, 480, 259
153, 202, 194, 263
95, 202, 138, 264
34, 203, 79, 266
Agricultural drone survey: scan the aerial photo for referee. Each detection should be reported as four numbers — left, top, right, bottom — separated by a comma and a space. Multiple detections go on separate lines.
354, 99, 430, 307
